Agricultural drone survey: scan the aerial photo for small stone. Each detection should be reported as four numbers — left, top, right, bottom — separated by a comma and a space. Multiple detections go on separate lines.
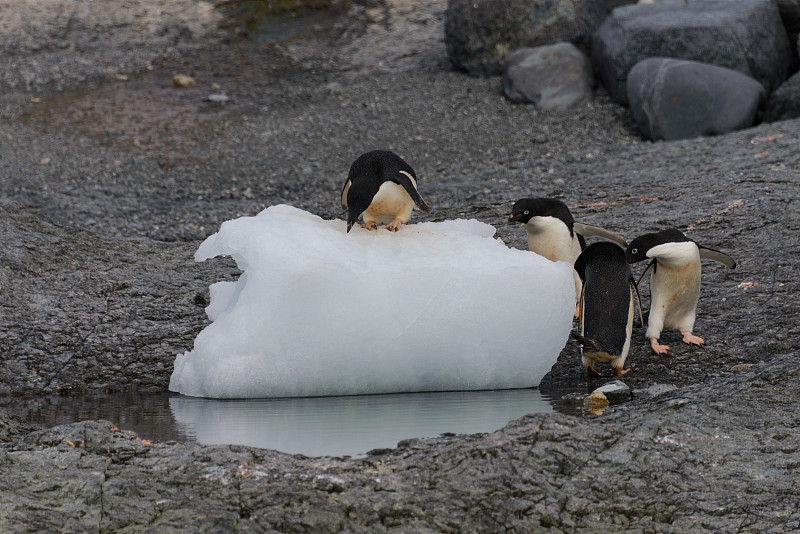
173, 74, 196, 88
39, 157, 51, 165
206, 93, 229, 103
584, 391, 609, 407
732, 363, 755, 372
593, 380, 632, 401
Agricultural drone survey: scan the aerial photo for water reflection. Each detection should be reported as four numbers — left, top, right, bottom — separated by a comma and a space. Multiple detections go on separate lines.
3, 388, 589, 457
170, 389, 556, 457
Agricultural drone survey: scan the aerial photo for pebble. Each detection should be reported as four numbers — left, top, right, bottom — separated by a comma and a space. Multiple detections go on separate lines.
592, 380, 632, 401
584, 390, 609, 407
173, 74, 196, 88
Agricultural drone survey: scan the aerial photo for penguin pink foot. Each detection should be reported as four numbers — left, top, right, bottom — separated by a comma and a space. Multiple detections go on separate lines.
586, 365, 603, 377
682, 332, 704, 346
612, 366, 631, 376
386, 218, 403, 231
361, 221, 378, 231
650, 338, 670, 355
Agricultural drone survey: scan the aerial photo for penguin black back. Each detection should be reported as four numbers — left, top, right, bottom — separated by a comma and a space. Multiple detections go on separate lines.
574, 242, 635, 356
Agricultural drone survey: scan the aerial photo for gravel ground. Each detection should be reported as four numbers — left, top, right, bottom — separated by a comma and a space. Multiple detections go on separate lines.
1, 0, 800, 530
2, 0, 795, 395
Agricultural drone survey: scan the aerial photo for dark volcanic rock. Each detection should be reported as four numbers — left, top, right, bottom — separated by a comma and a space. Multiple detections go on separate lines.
764, 70, 800, 122
627, 57, 766, 141
592, 0, 791, 106
445, 0, 612, 76
0, 199, 239, 396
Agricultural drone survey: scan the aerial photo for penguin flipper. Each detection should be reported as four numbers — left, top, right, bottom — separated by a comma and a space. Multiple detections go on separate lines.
699, 246, 736, 269
630, 277, 644, 327
340, 179, 350, 210
572, 222, 628, 248
637, 259, 656, 287
395, 170, 431, 212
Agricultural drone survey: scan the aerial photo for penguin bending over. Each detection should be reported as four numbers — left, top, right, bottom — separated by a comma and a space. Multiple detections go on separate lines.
571, 242, 643, 376
341, 150, 430, 233
625, 228, 736, 355
509, 198, 628, 317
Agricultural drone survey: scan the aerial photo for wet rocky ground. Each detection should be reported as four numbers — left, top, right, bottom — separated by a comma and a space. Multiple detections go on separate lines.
1, 0, 800, 531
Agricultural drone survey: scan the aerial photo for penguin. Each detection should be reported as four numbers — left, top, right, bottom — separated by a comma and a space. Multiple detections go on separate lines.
625, 228, 736, 355
571, 242, 643, 376
341, 150, 430, 233
508, 198, 628, 317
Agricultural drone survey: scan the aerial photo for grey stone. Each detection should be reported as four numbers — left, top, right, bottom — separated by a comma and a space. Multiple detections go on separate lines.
445, 0, 614, 76
502, 42, 594, 109
764, 70, 800, 122
627, 57, 766, 141
592, 380, 631, 401
592, 0, 791, 106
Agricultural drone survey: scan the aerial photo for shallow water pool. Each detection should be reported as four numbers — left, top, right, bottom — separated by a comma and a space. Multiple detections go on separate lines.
4, 388, 584, 457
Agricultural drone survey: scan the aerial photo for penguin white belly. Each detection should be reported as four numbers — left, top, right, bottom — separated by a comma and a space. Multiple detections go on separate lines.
646, 257, 701, 338
363, 181, 415, 225
525, 218, 583, 300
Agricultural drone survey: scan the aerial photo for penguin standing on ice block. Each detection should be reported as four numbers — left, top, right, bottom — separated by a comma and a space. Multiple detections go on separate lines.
508, 198, 627, 317
625, 228, 736, 355
571, 242, 643, 376
341, 150, 431, 233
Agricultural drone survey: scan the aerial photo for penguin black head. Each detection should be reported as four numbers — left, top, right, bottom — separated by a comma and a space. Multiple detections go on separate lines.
344, 179, 380, 232
626, 228, 691, 263
509, 198, 575, 228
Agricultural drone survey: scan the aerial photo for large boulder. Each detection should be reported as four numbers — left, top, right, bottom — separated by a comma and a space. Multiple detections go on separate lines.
502, 42, 594, 109
776, 0, 800, 46
627, 57, 766, 141
445, 0, 615, 77
764, 71, 800, 122
592, 0, 791, 106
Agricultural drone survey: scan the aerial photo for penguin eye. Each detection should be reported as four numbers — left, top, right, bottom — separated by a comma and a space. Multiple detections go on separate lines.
630, 248, 638, 255
523, 210, 530, 215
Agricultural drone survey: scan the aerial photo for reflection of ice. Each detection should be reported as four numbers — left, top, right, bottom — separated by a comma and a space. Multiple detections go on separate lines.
170, 205, 575, 399
169, 389, 555, 457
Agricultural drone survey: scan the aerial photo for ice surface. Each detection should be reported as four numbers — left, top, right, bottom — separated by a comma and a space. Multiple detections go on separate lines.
169, 204, 575, 399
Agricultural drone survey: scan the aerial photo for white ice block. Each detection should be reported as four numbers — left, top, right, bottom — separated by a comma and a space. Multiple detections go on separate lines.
170, 204, 574, 398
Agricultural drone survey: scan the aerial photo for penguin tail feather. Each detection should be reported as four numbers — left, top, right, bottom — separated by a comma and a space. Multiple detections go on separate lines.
570, 332, 603, 353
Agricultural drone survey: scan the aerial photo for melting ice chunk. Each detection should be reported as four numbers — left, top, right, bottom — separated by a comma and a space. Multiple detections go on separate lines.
170, 204, 574, 399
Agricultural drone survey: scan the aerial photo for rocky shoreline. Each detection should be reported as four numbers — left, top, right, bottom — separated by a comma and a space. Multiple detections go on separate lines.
2, 0, 800, 531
